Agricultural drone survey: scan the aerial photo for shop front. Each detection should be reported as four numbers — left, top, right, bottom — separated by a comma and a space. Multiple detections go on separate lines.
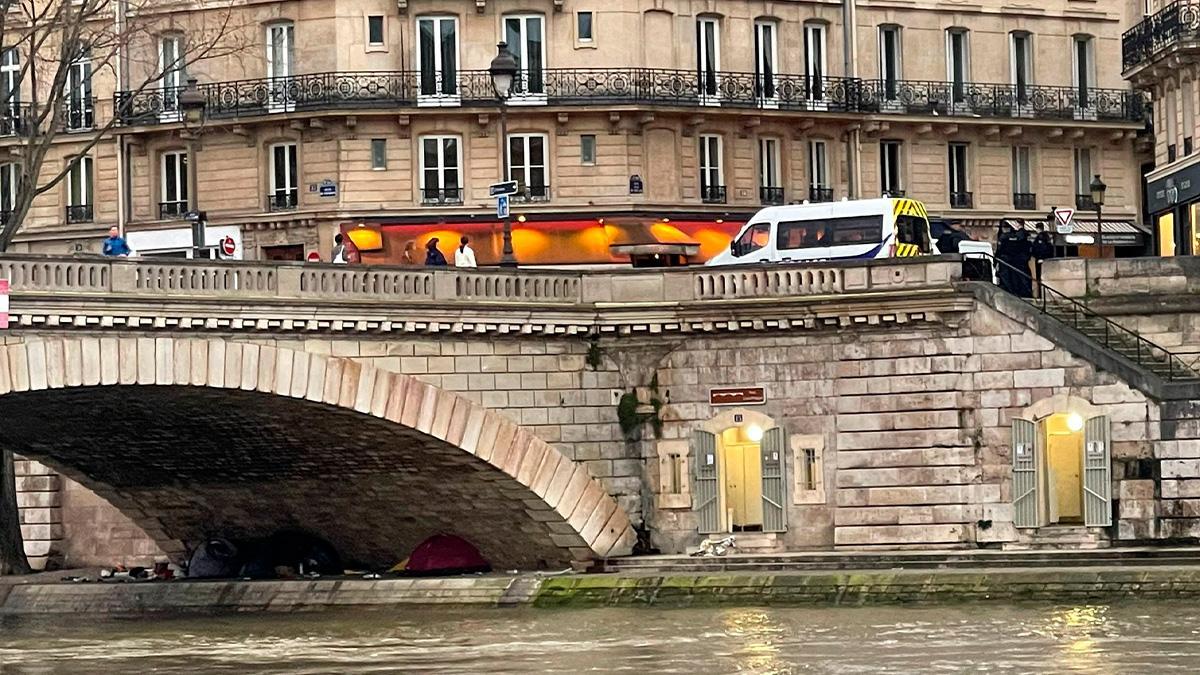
1147, 159, 1200, 257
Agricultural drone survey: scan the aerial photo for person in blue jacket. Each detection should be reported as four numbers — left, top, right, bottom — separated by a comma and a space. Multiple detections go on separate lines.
102, 227, 132, 257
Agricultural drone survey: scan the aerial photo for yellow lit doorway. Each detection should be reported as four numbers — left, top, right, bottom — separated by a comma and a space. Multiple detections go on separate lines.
1043, 413, 1084, 524
720, 426, 763, 531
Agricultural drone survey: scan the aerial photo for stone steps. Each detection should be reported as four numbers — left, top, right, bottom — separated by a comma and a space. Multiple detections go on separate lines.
1006, 525, 1110, 551
1036, 300, 1200, 380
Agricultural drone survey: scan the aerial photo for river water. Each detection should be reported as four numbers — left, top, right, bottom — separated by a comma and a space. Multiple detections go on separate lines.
2, 603, 1199, 673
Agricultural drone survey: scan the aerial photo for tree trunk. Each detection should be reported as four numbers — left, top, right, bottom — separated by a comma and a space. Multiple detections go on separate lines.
0, 449, 32, 575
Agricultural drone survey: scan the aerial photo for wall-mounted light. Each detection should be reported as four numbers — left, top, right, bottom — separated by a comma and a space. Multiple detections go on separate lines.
1067, 413, 1084, 432
746, 424, 764, 442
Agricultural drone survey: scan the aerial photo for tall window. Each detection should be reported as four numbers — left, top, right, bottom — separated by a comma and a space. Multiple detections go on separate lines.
1012, 146, 1033, 209
1074, 147, 1093, 208
505, 15, 545, 96
269, 143, 298, 210
160, 150, 188, 218
698, 134, 724, 203
577, 11, 593, 42
1, 48, 19, 131
508, 133, 548, 200
67, 48, 92, 130
1073, 35, 1095, 107
878, 25, 901, 101
696, 17, 720, 99
754, 20, 777, 102
67, 156, 93, 223
1185, 79, 1196, 156
808, 140, 830, 202
948, 143, 970, 208
804, 22, 827, 103
1010, 31, 1032, 105
0, 162, 17, 215
946, 29, 970, 105
420, 135, 461, 204
266, 23, 294, 112
880, 140, 902, 196
1167, 87, 1179, 161
759, 137, 782, 205
418, 16, 458, 99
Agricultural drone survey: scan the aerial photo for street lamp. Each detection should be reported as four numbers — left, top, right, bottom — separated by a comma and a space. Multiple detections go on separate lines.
1090, 174, 1107, 254
489, 42, 518, 268
178, 78, 208, 259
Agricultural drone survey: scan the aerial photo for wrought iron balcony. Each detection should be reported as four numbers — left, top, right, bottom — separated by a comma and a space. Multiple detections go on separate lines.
1013, 192, 1037, 210
700, 184, 726, 204
809, 187, 834, 203
421, 186, 463, 205
159, 200, 188, 219
65, 204, 93, 223
64, 100, 95, 131
759, 186, 784, 205
1123, 1, 1200, 72
1076, 194, 1098, 211
266, 189, 298, 212
950, 191, 974, 209
511, 184, 550, 203
114, 69, 1155, 127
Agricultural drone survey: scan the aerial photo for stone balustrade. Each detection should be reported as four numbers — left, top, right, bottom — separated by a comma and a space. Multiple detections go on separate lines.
1042, 256, 1200, 299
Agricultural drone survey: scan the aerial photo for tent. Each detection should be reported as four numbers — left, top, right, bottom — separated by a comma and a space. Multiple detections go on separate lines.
401, 534, 491, 576
188, 539, 240, 579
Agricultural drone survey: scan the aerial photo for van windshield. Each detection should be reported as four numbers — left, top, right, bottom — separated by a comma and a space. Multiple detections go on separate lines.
777, 215, 883, 250
896, 215, 932, 252
732, 222, 771, 257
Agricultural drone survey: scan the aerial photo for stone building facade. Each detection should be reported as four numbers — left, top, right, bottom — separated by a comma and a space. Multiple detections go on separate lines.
2, 0, 1150, 261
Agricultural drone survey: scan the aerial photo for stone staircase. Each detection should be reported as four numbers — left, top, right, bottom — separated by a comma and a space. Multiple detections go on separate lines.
1005, 525, 1110, 551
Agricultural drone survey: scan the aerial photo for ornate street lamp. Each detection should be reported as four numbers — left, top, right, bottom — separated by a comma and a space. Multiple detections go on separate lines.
489, 42, 519, 268
1089, 174, 1107, 254
178, 78, 208, 258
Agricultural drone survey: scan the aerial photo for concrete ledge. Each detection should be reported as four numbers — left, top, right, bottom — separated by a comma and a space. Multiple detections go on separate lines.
7, 567, 1200, 615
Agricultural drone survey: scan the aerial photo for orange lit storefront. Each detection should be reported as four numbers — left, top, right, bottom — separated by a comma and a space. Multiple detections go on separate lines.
341, 216, 745, 267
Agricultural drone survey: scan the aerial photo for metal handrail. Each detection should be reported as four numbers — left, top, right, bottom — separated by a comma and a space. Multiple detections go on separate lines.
981, 253, 1197, 380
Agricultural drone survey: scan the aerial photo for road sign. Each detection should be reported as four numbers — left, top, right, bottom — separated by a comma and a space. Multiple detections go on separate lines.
497, 194, 510, 220
489, 180, 518, 197
1054, 207, 1075, 234
0, 279, 8, 329
220, 236, 237, 257
306, 251, 321, 263
318, 178, 337, 198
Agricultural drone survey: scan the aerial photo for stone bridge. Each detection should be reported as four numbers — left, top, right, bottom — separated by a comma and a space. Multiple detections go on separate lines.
4, 254, 1200, 570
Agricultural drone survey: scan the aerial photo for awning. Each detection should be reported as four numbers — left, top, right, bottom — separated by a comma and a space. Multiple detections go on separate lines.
606, 221, 701, 257
951, 218, 1149, 246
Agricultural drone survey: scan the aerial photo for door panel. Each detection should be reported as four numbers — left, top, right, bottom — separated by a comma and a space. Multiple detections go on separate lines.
761, 427, 787, 532
1083, 416, 1112, 527
1012, 418, 1038, 527
692, 430, 720, 534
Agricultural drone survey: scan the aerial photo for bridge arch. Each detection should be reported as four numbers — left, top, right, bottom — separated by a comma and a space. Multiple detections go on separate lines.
0, 337, 635, 569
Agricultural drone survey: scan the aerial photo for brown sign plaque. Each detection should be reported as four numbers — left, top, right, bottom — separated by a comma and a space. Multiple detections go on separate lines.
709, 387, 766, 406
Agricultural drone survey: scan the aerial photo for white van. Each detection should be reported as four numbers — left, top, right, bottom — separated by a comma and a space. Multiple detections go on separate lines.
706, 197, 935, 266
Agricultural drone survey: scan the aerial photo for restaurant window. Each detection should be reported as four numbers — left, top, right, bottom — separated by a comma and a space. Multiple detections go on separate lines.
420, 135, 462, 204
1158, 212, 1176, 257
371, 139, 387, 169
580, 134, 596, 165
508, 133, 548, 201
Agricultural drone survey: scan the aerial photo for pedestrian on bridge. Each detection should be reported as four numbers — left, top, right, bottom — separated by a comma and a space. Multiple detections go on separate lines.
102, 227, 133, 257
455, 236, 477, 268
425, 238, 448, 266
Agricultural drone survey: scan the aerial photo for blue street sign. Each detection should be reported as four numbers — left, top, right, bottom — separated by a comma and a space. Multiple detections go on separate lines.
497, 194, 510, 219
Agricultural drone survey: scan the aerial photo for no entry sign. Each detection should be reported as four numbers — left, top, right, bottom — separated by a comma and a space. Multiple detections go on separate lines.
0, 279, 9, 329
220, 236, 237, 257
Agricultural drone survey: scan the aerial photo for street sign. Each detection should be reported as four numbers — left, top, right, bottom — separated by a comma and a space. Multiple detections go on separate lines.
710, 387, 766, 406
0, 279, 8, 329
318, 178, 337, 198
1054, 207, 1075, 234
306, 251, 321, 263
497, 194, 510, 220
489, 180, 518, 197
220, 236, 237, 257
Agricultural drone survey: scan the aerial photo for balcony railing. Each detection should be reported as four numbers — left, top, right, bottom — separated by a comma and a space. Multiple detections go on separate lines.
759, 186, 784, 205
266, 189, 298, 212
701, 185, 726, 204
511, 184, 550, 203
1076, 194, 1098, 211
159, 200, 188, 219
950, 191, 974, 209
1013, 192, 1037, 210
64, 100, 95, 131
809, 187, 834, 203
65, 205, 93, 223
421, 186, 463, 205
1123, 1, 1200, 72
114, 69, 1149, 126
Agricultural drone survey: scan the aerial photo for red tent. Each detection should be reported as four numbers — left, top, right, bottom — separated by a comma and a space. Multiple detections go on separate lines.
402, 534, 491, 576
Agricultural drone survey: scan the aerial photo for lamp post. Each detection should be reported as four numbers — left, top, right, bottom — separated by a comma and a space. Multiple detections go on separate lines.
178, 78, 208, 259
489, 42, 518, 268
1090, 174, 1107, 255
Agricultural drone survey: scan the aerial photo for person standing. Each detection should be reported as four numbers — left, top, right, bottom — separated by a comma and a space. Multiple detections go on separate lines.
424, 237, 448, 266
402, 241, 417, 265
102, 227, 133, 257
1031, 222, 1056, 297
330, 234, 350, 264
455, 236, 477, 268
996, 221, 1033, 298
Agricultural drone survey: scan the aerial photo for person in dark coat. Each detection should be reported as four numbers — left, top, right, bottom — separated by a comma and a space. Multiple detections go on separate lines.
424, 238, 448, 266
996, 221, 1034, 298
1031, 222, 1056, 296
936, 222, 971, 254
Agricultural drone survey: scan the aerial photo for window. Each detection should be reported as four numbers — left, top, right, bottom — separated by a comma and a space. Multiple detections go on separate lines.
666, 452, 682, 494
159, 35, 184, 114
418, 16, 458, 99
508, 133, 549, 200
1073, 35, 1095, 107
268, 143, 298, 211
878, 25, 901, 101
2, 48, 19, 130
160, 150, 188, 219
754, 20, 777, 101
1167, 87, 1179, 161
792, 437, 825, 504
777, 216, 883, 250
698, 134, 724, 203
696, 17, 720, 98
66, 156, 93, 223
800, 448, 819, 491
367, 15, 384, 45
266, 23, 294, 112
804, 22, 827, 102
1185, 80, 1196, 156
946, 29, 970, 105
732, 222, 770, 257
370, 138, 387, 169
66, 49, 92, 130
759, 137, 782, 204
580, 134, 596, 165
419, 135, 462, 204
880, 140, 902, 196
1010, 31, 1032, 105
505, 15, 545, 96
0, 162, 17, 215
1012, 146, 1033, 209
577, 11, 593, 42
808, 140, 829, 201
948, 142, 971, 208
1074, 147, 1093, 209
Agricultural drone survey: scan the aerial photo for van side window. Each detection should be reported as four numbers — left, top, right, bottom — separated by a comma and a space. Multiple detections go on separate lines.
733, 222, 771, 256
896, 215, 931, 251
778, 215, 883, 249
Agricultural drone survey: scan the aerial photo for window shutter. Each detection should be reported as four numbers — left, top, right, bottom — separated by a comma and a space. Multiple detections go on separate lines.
761, 427, 787, 532
1012, 418, 1038, 528
1083, 416, 1113, 527
691, 430, 721, 534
